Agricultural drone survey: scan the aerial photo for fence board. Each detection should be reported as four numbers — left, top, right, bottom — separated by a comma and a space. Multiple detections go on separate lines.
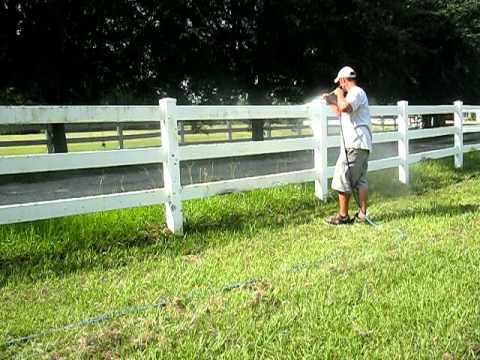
463, 144, 480, 153
327, 136, 341, 147
181, 169, 316, 201
0, 188, 168, 225
0, 148, 166, 175
408, 147, 457, 164
409, 105, 455, 115
179, 137, 315, 161
409, 127, 456, 140
176, 105, 309, 121
462, 125, 480, 134
368, 157, 400, 172
0, 106, 161, 124
326, 132, 399, 147
464, 105, 480, 112
373, 132, 400, 143
370, 106, 400, 117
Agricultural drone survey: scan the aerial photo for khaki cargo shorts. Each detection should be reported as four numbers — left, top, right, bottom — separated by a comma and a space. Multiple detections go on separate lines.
332, 148, 369, 193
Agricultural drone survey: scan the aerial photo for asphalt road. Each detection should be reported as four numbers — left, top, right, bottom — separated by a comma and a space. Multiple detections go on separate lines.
2, 132, 480, 206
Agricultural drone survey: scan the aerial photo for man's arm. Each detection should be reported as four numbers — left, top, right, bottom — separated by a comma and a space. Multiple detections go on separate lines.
335, 88, 353, 113
329, 104, 341, 116
320, 92, 341, 116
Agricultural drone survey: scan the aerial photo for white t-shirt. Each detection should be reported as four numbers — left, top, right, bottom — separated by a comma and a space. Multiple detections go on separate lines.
340, 85, 372, 151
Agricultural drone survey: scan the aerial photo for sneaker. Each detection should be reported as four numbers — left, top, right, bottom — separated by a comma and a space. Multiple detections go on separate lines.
324, 213, 351, 226
353, 210, 367, 224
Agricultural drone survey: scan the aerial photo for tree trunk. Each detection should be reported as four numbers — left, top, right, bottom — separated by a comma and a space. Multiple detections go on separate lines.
421, 115, 432, 128
251, 120, 265, 141
421, 114, 447, 128
46, 124, 68, 153
433, 114, 447, 127
249, 86, 266, 141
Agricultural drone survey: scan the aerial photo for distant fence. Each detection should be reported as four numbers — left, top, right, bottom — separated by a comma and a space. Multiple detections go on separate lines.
1, 100, 479, 235
0, 114, 406, 152
0, 121, 312, 150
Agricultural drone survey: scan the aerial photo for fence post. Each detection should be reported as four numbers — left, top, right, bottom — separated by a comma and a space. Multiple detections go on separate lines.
397, 100, 409, 184
310, 99, 328, 200
159, 97, 183, 235
265, 120, 272, 139
117, 124, 124, 149
226, 120, 233, 141
179, 121, 185, 144
454, 100, 464, 169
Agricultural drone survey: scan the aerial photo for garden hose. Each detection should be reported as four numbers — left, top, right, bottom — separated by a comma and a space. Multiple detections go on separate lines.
337, 113, 406, 239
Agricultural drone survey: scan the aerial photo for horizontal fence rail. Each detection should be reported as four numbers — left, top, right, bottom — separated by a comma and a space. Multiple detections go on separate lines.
176, 105, 309, 121
1, 99, 479, 234
408, 105, 456, 115
179, 137, 315, 161
0, 148, 166, 175
0, 189, 168, 224
0, 106, 160, 124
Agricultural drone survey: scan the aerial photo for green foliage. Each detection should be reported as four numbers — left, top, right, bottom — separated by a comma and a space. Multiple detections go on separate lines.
1, 0, 479, 105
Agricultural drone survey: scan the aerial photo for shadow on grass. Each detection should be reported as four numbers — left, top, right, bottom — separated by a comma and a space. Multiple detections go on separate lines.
2, 152, 480, 285
0, 186, 332, 285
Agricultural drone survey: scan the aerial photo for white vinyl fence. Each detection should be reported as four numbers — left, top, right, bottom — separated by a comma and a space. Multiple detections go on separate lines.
1, 99, 479, 235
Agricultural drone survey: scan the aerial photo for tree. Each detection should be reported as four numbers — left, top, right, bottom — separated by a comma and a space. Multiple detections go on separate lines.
1, 0, 479, 111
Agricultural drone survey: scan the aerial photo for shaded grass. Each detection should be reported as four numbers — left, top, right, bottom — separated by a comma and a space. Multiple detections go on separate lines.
1, 153, 480, 359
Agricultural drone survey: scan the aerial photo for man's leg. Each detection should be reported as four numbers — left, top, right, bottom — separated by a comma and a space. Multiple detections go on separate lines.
338, 191, 350, 217
358, 187, 368, 215
326, 152, 353, 225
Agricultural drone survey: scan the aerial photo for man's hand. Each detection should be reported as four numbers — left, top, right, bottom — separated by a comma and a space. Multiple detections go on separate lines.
334, 87, 345, 98
321, 92, 336, 105
335, 87, 353, 113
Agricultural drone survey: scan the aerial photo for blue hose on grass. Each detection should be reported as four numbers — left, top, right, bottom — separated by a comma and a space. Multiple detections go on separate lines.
3, 301, 168, 347
3, 278, 263, 348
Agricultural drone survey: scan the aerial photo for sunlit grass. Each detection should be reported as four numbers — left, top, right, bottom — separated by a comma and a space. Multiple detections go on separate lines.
1, 154, 480, 358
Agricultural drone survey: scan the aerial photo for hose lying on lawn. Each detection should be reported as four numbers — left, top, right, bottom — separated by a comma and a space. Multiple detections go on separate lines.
2, 246, 387, 348
3, 278, 263, 347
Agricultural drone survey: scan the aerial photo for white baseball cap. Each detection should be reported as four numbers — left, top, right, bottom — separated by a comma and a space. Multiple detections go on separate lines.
334, 66, 356, 83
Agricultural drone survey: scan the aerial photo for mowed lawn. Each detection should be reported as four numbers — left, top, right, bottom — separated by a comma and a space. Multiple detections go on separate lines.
1, 154, 480, 359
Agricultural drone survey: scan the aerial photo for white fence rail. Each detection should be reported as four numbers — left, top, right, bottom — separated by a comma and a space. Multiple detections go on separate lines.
1, 100, 480, 234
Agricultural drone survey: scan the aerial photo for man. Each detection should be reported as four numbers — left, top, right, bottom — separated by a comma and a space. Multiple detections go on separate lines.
322, 66, 372, 225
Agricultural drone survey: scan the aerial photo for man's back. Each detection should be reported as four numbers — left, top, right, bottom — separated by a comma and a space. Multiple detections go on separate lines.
340, 85, 372, 151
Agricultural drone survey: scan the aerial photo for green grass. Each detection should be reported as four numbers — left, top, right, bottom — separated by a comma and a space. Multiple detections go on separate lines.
1, 154, 480, 359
